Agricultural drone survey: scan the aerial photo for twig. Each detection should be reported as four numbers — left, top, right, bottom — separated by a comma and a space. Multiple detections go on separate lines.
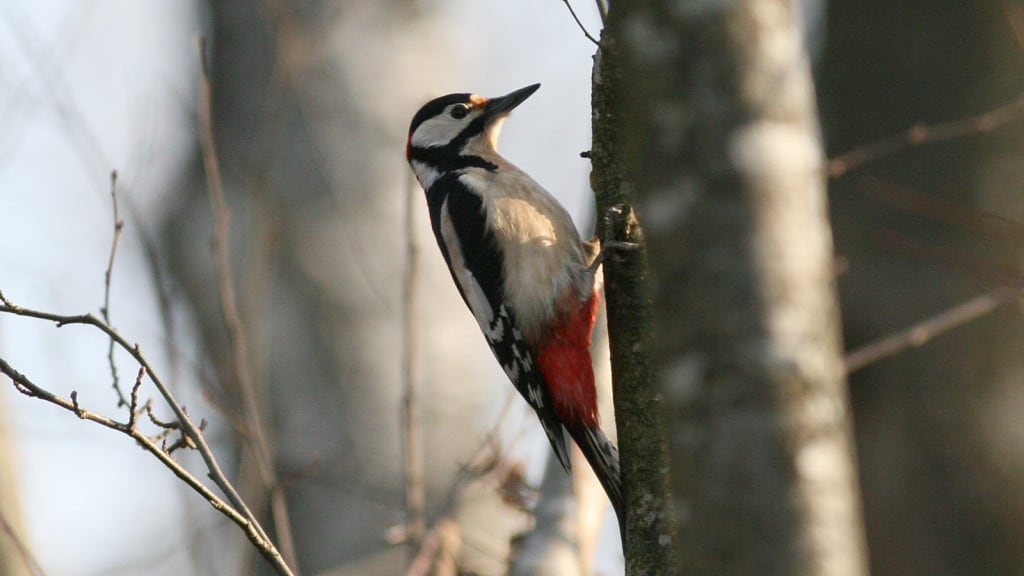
399, 398, 522, 574
197, 37, 299, 572
559, 0, 600, 46
827, 94, 1024, 178
0, 3, 111, 194
402, 172, 425, 548
857, 177, 1024, 246
844, 286, 1021, 373
127, 200, 181, 386
102, 170, 128, 407
0, 294, 293, 576
594, 0, 607, 25
404, 437, 503, 576
127, 365, 146, 429
0, 356, 265, 537
406, 518, 458, 576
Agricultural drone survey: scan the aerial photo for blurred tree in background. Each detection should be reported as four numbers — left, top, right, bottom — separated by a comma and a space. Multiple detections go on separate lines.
162, 1, 536, 573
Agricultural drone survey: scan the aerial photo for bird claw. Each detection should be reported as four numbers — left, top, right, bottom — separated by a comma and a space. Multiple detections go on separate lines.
587, 239, 640, 273
587, 204, 641, 273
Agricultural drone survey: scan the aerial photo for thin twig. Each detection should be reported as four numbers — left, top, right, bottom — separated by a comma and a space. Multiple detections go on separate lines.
406, 518, 458, 576
404, 438, 503, 576
0, 356, 263, 535
844, 286, 1021, 373
594, 0, 607, 26
857, 177, 1024, 246
197, 37, 299, 572
0, 294, 293, 576
0, 4, 111, 194
127, 365, 146, 430
127, 200, 180, 386
402, 172, 425, 549
402, 400, 525, 575
560, 0, 600, 46
102, 170, 127, 407
828, 94, 1024, 178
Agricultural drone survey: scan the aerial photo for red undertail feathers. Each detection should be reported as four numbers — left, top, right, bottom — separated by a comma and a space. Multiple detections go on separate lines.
535, 289, 601, 426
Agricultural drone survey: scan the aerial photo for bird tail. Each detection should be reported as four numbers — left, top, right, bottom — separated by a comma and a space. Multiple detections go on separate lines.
567, 423, 624, 529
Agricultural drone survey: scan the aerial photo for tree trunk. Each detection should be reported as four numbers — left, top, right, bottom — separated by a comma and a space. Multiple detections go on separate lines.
613, 0, 869, 574
590, 25, 675, 576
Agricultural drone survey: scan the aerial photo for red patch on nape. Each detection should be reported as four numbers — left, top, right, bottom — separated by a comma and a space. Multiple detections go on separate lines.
405, 134, 412, 161
536, 289, 602, 427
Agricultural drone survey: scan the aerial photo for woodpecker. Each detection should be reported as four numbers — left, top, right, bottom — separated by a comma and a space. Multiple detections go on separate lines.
406, 84, 622, 522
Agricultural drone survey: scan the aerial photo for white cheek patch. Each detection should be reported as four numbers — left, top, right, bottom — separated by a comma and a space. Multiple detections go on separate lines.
411, 115, 460, 148
410, 109, 483, 150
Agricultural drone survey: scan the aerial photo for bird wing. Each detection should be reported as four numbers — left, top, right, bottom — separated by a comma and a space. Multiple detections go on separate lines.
424, 172, 572, 471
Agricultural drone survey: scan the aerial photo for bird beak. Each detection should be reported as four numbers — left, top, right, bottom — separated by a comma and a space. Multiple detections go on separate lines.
483, 83, 540, 122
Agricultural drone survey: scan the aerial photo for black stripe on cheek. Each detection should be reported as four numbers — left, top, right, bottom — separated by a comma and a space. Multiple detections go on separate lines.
409, 147, 497, 173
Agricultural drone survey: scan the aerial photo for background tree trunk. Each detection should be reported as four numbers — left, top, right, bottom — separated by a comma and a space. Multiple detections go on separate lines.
162, 1, 529, 573
614, 0, 868, 574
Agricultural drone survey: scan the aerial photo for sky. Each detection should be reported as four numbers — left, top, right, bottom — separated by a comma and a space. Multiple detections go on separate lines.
0, 1, 608, 574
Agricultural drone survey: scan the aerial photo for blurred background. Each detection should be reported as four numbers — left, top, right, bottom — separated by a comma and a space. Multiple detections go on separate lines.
1, 1, 1023, 575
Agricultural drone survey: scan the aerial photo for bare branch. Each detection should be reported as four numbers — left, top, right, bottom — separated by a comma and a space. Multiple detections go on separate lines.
594, 0, 607, 25
127, 365, 146, 430
844, 286, 1020, 373
101, 170, 128, 407
197, 37, 299, 572
404, 437, 505, 576
0, 356, 271, 546
398, 399, 525, 575
0, 294, 293, 576
559, 0, 600, 46
406, 518, 459, 576
828, 94, 1024, 178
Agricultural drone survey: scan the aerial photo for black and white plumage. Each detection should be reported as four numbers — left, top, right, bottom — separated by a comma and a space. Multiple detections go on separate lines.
406, 84, 623, 522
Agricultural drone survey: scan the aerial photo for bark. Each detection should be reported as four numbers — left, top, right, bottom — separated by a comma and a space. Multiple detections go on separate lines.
613, 0, 868, 575
590, 27, 674, 576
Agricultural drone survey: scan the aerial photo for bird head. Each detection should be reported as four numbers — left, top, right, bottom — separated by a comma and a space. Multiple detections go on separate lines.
406, 83, 541, 161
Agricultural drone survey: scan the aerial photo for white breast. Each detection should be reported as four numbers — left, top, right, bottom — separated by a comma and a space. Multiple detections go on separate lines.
459, 162, 591, 343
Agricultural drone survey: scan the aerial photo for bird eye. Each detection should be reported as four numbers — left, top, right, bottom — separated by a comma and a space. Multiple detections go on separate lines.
450, 104, 471, 119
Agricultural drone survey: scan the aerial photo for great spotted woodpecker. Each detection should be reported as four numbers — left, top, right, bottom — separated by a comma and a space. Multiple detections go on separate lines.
406, 84, 622, 522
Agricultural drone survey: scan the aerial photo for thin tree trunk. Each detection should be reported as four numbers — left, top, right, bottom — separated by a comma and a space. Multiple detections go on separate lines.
590, 24, 674, 576
613, 0, 869, 574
